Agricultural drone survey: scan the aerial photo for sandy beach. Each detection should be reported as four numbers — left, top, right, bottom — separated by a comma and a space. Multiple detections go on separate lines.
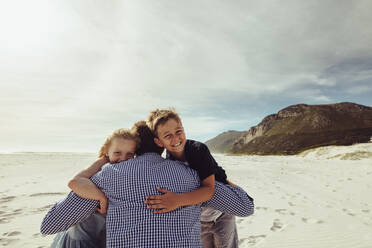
1, 144, 372, 247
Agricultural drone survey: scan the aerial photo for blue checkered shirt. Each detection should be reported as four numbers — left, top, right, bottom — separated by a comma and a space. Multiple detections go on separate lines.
41, 153, 254, 248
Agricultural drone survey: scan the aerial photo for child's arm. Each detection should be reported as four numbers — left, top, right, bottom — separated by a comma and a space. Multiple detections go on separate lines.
226, 179, 237, 187
68, 157, 109, 214
145, 174, 215, 214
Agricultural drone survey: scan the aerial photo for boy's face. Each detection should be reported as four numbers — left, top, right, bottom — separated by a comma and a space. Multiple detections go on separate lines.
106, 138, 136, 163
154, 118, 186, 155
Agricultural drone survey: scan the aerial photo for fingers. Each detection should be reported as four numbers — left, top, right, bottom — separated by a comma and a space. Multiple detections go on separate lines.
146, 187, 172, 200
101, 204, 108, 214
97, 198, 108, 214
156, 187, 170, 193
146, 204, 165, 209
145, 199, 162, 205
146, 204, 172, 213
154, 209, 171, 214
146, 195, 163, 200
97, 203, 107, 214
97, 207, 106, 214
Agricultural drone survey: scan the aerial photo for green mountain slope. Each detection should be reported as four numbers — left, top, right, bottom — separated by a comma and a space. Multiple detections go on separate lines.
207, 102, 372, 155
205, 130, 247, 153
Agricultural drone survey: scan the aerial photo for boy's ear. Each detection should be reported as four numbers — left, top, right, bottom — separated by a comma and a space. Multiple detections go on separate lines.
154, 137, 164, 148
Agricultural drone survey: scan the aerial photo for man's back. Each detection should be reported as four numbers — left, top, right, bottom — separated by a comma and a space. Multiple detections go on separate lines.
41, 152, 253, 248
91, 153, 204, 247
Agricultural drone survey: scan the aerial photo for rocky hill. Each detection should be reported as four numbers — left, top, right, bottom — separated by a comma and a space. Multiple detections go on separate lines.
205, 130, 247, 153
208, 102, 372, 155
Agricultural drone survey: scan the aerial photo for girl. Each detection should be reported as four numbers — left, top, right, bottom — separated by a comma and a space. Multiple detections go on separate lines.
50, 128, 139, 248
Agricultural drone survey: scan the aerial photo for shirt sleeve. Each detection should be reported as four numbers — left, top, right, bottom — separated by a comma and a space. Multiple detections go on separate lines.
40, 166, 111, 235
40, 191, 99, 235
201, 181, 254, 217
90, 164, 107, 189
191, 143, 219, 181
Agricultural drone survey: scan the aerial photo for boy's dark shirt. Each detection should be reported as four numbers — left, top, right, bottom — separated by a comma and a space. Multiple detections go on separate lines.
166, 140, 228, 184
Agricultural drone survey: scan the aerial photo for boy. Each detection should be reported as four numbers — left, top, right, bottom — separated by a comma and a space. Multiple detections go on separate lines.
145, 108, 239, 248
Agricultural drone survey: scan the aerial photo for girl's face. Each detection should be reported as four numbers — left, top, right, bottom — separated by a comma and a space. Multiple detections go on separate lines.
106, 138, 137, 163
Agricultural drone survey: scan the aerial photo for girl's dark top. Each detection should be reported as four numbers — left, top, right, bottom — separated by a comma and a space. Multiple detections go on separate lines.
166, 139, 228, 184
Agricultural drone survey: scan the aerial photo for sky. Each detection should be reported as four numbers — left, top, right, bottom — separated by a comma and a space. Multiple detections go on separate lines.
1, 0, 372, 152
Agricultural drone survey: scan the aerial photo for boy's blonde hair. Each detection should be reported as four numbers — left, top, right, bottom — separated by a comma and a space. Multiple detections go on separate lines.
147, 108, 182, 136
98, 128, 140, 158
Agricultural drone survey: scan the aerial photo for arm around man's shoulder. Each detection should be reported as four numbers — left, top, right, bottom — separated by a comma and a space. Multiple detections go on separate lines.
202, 181, 254, 217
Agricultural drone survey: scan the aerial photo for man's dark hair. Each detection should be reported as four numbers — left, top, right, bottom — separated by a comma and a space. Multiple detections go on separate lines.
132, 121, 164, 156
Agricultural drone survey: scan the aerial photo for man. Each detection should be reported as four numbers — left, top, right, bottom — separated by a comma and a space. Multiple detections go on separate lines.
41, 121, 254, 248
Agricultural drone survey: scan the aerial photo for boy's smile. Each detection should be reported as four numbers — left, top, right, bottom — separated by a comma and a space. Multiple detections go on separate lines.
154, 118, 186, 157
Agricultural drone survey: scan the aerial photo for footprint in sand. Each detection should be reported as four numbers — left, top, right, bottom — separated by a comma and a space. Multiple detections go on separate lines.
343, 208, 357, 216
0, 208, 23, 218
0, 208, 25, 223
3, 231, 21, 237
0, 237, 20, 246
275, 209, 288, 215
256, 206, 269, 211
13, 209, 22, 214
0, 218, 10, 224
361, 209, 370, 213
29, 192, 65, 197
34, 204, 54, 212
33, 233, 42, 238
301, 217, 324, 224
239, 235, 267, 245
0, 196, 16, 203
270, 219, 283, 232
288, 201, 296, 206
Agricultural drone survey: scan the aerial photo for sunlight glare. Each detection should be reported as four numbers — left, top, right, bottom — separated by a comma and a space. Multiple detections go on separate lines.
0, 0, 61, 53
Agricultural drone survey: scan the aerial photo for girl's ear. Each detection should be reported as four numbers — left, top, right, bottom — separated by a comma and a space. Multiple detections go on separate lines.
154, 137, 164, 148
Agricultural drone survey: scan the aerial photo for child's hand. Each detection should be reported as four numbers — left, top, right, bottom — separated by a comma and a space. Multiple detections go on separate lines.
145, 187, 180, 214
100, 156, 110, 165
97, 195, 108, 214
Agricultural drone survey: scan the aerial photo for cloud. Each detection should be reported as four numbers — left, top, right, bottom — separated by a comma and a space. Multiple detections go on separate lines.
1, 0, 372, 151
